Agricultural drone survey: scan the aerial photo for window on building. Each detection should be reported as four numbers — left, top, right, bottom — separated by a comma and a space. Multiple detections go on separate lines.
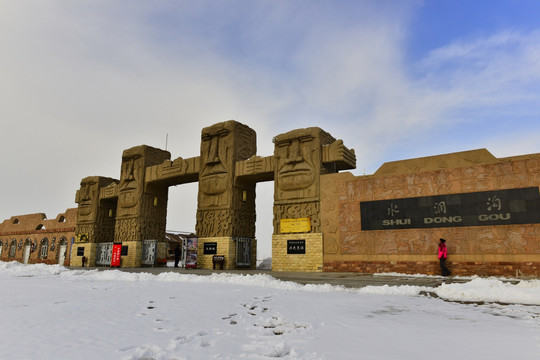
40, 238, 49, 259
58, 216, 66, 223
0, 241, 3, 258
9, 239, 17, 257
13, 218, 19, 224
26, 238, 33, 252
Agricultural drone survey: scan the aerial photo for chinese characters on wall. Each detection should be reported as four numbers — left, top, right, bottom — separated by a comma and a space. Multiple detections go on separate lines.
360, 187, 540, 230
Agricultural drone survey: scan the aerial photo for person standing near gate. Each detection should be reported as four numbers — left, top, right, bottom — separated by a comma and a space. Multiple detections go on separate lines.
438, 238, 451, 276
174, 244, 181, 268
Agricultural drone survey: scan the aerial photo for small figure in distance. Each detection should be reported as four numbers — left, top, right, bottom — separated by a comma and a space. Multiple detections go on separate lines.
174, 244, 181, 268
438, 238, 451, 276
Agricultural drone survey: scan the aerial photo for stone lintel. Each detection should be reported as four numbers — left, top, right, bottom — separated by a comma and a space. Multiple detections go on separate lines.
145, 156, 200, 186
322, 140, 356, 171
235, 155, 275, 182
100, 182, 119, 199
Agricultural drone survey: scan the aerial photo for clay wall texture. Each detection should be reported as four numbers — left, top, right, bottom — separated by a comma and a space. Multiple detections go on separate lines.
0, 208, 76, 266
321, 150, 540, 277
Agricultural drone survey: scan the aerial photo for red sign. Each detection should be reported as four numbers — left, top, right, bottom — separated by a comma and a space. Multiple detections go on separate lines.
111, 244, 122, 267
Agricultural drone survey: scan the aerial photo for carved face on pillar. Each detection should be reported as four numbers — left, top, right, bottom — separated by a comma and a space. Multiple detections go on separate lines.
274, 128, 322, 201
76, 176, 100, 223
199, 122, 236, 207
118, 148, 145, 218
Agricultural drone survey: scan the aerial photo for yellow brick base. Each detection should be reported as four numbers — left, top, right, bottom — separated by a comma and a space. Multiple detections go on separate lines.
120, 241, 143, 268
197, 237, 257, 270
272, 233, 323, 272
70, 243, 96, 267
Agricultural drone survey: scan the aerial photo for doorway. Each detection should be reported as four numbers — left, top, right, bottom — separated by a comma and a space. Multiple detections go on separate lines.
58, 237, 67, 265
23, 239, 32, 264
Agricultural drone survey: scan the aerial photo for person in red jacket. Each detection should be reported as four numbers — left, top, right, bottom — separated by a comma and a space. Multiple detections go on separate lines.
438, 238, 451, 276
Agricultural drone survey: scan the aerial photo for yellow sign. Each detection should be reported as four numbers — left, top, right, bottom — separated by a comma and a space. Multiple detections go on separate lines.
280, 218, 311, 233
76, 234, 89, 243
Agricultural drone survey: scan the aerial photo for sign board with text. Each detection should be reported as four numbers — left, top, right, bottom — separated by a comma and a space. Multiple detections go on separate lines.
287, 240, 306, 254
360, 187, 540, 230
203, 242, 217, 255
111, 243, 122, 267
280, 218, 311, 233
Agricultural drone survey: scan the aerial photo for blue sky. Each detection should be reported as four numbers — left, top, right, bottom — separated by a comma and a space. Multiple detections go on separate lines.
1, 1, 539, 258
409, 1, 540, 55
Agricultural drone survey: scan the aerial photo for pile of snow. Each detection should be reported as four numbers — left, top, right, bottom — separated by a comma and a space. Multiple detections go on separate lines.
257, 257, 272, 270
2, 261, 539, 305
435, 278, 540, 305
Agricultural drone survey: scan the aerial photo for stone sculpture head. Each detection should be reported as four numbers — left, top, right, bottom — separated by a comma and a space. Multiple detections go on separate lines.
200, 122, 234, 197
75, 176, 101, 223
76, 176, 118, 224
117, 147, 146, 217
117, 145, 170, 219
198, 120, 256, 207
274, 127, 333, 201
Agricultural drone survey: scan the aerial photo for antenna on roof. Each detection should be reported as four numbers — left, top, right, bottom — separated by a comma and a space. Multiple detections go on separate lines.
165, 133, 168, 151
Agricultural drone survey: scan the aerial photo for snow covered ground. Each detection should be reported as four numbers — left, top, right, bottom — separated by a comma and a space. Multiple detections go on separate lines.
1, 261, 539, 360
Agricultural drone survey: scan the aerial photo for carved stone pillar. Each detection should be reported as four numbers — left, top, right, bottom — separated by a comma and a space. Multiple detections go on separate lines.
195, 120, 257, 269
272, 127, 355, 271
74, 176, 118, 266
114, 145, 170, 266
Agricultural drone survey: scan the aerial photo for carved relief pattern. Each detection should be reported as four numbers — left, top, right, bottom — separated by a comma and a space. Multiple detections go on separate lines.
196, 209, 255, 238
75, 223, 115, 243
329, 154, 540, 258
117, 152, 144, 218
75, 224, 95, 242
115, 218, 166, 242
234, 123, 257, 161
320, 174, 342, 255
232, 210, 256, 239
196, 210, 232, 238
101, 182, 119, 199
114, 219, 139, 241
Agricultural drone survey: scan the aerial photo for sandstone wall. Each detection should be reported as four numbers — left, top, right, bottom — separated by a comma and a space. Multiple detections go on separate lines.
321, 150, 540, 277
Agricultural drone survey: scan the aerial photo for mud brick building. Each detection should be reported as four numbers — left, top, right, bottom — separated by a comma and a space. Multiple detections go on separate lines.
0, 209, 76, 266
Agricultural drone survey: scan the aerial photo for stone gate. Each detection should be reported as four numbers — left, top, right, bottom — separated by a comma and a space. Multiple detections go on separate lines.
72, 121, 356, 270
71, 120, 540, 276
